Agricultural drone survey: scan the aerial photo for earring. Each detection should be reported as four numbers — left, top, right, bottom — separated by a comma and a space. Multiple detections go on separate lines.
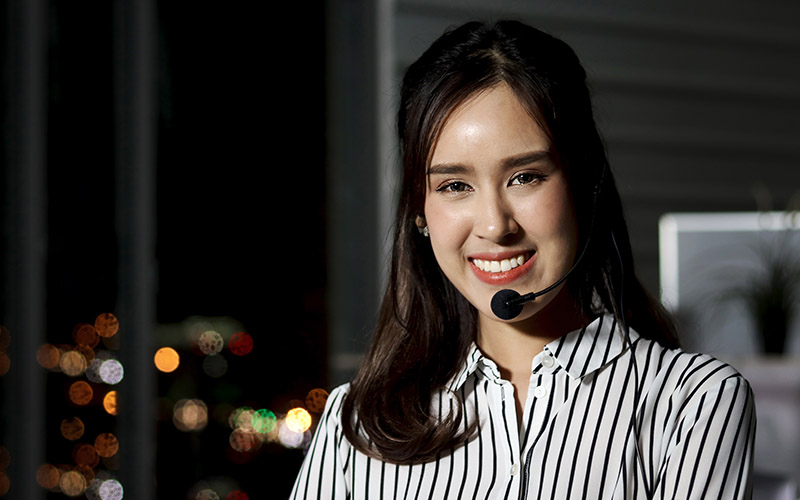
415, 215, 429, 237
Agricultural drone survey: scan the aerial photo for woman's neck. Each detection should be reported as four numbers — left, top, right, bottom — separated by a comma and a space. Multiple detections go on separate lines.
477, 287, 588, 363
475, 287, 591, 420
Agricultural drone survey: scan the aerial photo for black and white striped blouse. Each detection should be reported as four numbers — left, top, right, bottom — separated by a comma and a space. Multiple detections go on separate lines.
291, 314, 756, 499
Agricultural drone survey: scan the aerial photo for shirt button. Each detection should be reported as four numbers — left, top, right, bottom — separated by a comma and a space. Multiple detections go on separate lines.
541, 353, 555, 368
533, 386, 548, 399
510, 463, 519, 476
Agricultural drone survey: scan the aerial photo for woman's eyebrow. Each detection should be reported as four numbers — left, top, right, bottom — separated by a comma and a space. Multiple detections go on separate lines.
501, 150, 552, 169
427, 163, 471, 176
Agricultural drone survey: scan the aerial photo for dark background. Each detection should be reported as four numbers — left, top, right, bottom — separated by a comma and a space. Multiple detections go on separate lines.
2, 2, 327, 498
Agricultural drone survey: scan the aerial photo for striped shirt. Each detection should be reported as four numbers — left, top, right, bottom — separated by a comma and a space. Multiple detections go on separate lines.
291, 314, 756, 499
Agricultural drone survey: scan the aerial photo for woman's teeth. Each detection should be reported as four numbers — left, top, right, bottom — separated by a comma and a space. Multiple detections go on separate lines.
472, 255, 526, 273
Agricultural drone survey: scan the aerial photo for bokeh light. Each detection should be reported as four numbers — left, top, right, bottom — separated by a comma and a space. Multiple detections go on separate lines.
278, 420, 307, 449
0, 352, 9, 376
76, 344, 96, 363
37, 343, 61, 370
94, 313, 119, 338
76, 464, 95, 484
73, 443, 100, 468
69, 381, 94, 406
173, 399, 208, 432
154, 347, 180, 373
37, 464, 60, 489
229, 407, 255, 432
202, 353, 227, 378
94, 433, 119, 458
86, 478, 124, 500
73, 323, 100, 347
103, 391, 118, 415
86, 359, 104, 383
285, 407, 312, 433
99, 359, 124, 384
198, 331, 224, 355
228, 332, 253, 356
61, 417, 85, 440
0, 446, 9, 470
305, 388, 329, 413
196, 489, 220, 500
228, 428, 259, 453
60, 350, 88, 376
252, 409, 276, 434
226, 491, 249, 500
59, 469, 87, 496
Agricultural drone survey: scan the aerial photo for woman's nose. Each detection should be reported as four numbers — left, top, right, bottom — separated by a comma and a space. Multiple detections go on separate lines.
474, 193, 519, 242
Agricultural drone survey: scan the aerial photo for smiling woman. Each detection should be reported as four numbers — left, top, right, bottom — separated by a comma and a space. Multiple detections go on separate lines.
291, 20, 755, 499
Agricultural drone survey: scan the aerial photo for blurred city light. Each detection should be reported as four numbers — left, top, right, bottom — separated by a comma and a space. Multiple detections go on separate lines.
154, 347, 180, 373
285, 408, 312, 433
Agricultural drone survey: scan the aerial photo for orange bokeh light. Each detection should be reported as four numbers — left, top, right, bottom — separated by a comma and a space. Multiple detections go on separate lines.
75, 345, 95, 363
68, 381, 93, 406
75, 464, 94, 484
305, 388, 329, 413
94, 313, 119, 338
73, 443, 99, 468
36, 344, 61, 370
94, 433, 119, 458
73, 323, 99, 347
154, 347, 180, 373
103, 391, 118, 415
60, 417, 85, 441
36, 464, 60, 489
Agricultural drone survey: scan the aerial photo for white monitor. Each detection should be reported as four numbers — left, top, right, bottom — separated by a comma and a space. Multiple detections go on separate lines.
658, 211, 800, 356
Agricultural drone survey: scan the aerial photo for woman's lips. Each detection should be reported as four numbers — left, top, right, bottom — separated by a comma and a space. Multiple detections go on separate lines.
469, 252, 536, 285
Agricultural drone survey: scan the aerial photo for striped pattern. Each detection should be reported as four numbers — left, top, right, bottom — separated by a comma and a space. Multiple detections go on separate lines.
291, 315, 755, 499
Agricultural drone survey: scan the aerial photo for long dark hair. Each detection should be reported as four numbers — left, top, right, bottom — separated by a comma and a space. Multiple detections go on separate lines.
341, 20, 679, 464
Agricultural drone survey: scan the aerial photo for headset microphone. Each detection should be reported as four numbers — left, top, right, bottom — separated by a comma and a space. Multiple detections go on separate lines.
490, 262, 576, 320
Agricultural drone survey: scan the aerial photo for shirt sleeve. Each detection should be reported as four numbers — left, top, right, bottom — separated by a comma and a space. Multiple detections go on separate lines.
652, 373, 756, 499
289, 385, 350, 500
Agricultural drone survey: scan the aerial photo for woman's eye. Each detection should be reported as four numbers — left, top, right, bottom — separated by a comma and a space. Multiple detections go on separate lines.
510, 172, 544, 186
436, 181, 471, 193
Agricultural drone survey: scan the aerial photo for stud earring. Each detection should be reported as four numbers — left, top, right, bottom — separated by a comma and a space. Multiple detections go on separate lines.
415, 216, 429, 237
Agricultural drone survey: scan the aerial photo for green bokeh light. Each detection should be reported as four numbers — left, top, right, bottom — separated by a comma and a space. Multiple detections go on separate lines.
252, 409, 276, 434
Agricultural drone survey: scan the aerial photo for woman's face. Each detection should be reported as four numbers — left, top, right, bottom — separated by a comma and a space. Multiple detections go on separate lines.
423, 83, 578, 327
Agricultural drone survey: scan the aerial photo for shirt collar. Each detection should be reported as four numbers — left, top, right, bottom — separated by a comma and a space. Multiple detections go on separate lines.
546, 314, 639, 379
447, 314, 639, 391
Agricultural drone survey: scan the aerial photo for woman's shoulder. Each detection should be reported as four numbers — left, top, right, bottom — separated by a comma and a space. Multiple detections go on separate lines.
633, 336, 754, 410
318, 383, 350, 423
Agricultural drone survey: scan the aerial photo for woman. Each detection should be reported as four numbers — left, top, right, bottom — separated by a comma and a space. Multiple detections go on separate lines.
292, 20, 755, 499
